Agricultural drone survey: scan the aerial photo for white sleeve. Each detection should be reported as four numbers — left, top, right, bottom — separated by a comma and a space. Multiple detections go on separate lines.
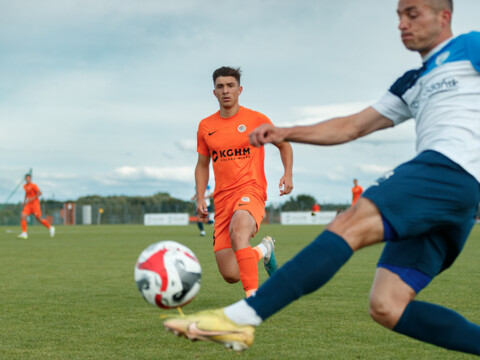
372, 91, 412, 126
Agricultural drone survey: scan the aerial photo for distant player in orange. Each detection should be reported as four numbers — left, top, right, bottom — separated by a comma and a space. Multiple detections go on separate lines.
195, 66, 293, 297
190, 185, 213, 236
18, 174, 55, 239
351, 178, 363, 206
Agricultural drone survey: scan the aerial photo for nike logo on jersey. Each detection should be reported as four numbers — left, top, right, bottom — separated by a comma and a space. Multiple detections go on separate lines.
238, 204, 248, 206
208, 131, 217, 136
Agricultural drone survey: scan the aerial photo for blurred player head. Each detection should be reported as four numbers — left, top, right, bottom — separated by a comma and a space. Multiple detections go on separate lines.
397, 0, 453, 56
25, 174, 32, 183
212, 66, 243, 111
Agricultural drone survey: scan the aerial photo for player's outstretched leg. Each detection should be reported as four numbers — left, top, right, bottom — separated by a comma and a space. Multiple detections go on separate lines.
393, 301, 480, 355
260, 236, 278, 276
164, 230, 353, 351
164, 308, 255, 351
49, 226, 56, 238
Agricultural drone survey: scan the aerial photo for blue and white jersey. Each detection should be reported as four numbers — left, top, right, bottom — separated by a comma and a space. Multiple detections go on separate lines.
373, 31, 480, 182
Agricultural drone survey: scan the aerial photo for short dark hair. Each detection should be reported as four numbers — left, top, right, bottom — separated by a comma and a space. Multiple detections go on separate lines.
428, 0, 453, 13
443, 0, 453, 12
212, 66, 242, 85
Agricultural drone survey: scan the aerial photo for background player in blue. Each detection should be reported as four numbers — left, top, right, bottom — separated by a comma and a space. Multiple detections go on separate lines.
164, 0, 480, 354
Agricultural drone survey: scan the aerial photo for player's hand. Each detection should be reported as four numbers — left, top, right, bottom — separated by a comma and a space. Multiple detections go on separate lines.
279, 174, 293, 196
249, 124, 285, 148
196, 200, 209, 219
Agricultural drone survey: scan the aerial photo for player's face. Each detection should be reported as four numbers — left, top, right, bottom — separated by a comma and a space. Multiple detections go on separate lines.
213, 76, 242, 109
397, 0, 449, 56
25, 175, 31, 184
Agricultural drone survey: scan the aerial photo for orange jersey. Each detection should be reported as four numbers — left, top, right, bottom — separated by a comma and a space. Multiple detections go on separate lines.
24, 183, 40, 203
352, 185, 363, 205
197, 106, 272, 201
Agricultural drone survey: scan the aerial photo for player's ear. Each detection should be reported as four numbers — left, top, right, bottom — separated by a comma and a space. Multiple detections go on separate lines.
238, 86, 243, 94
440, 9, 452, 28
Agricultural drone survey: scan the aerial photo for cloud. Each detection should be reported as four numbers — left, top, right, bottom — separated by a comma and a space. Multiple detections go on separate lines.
356, 163, 392, 175
288, 101, 373, 126
2, 0, 479, 206
113, 166, 194, 182
175, 139, 196, 152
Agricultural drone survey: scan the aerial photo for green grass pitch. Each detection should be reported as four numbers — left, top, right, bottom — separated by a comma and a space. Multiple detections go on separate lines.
1, 224, 479, 359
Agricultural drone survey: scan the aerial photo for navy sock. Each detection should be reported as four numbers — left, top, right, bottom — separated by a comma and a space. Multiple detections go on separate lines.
393, 300, 480, 355
246, 230, 353, 320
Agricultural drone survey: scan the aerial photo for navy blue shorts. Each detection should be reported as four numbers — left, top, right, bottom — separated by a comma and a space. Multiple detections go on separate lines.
363, 150, 479, 289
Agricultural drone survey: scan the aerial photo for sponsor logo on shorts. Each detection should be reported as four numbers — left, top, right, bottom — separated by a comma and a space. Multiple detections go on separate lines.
372, 170, 395, 186
241, 197, 250, 202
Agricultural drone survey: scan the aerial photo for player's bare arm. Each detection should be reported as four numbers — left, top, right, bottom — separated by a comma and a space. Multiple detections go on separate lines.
274, 141, 294, 196
194, 153, 211, 219
249, 107, 394, 148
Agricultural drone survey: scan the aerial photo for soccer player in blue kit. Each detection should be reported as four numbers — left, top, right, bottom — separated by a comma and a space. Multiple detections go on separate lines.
164, 0, 480, 354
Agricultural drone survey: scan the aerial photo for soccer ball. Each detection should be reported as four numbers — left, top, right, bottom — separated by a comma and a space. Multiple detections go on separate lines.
134, 241, 201, 309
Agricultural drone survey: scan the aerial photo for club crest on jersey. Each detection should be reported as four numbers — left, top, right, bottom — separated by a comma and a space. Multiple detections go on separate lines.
241, 197, 250, 202
237, 124, 246, 133
435, 51, 450, 66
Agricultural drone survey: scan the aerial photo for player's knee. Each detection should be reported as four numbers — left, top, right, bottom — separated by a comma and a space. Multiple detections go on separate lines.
217, 263, 241, 283
221, 273, 240, 284
368, 293, 400, 329
229, 227, 253, 250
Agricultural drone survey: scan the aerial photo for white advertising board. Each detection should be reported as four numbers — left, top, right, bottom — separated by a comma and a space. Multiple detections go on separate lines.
280, 211, 337, 225
144, 213, 189, 226
82, 205, 92, 225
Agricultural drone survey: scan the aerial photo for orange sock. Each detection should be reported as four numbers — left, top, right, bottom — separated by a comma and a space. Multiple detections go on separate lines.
253, 246, 262, 263
40, 219, 51, 229
235, 247, 258, 294
21, 219, 27, 232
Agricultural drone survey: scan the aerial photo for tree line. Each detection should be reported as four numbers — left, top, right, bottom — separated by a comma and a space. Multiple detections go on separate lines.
0, 193, 349, 226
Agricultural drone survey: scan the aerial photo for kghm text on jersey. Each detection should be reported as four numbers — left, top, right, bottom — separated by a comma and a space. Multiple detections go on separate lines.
211, 147, 251, 162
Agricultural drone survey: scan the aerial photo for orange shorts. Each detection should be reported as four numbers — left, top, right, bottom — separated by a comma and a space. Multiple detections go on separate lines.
212, 189, 266, 252
22, 201, 42, 217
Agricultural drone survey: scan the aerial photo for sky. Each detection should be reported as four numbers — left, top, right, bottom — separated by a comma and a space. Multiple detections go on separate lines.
1, 0, 479, 207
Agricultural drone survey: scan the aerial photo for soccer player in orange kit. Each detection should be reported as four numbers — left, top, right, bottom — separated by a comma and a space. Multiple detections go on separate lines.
194, 66, 293, 297
351, 178, 363, 206
18, 174, 55, 239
